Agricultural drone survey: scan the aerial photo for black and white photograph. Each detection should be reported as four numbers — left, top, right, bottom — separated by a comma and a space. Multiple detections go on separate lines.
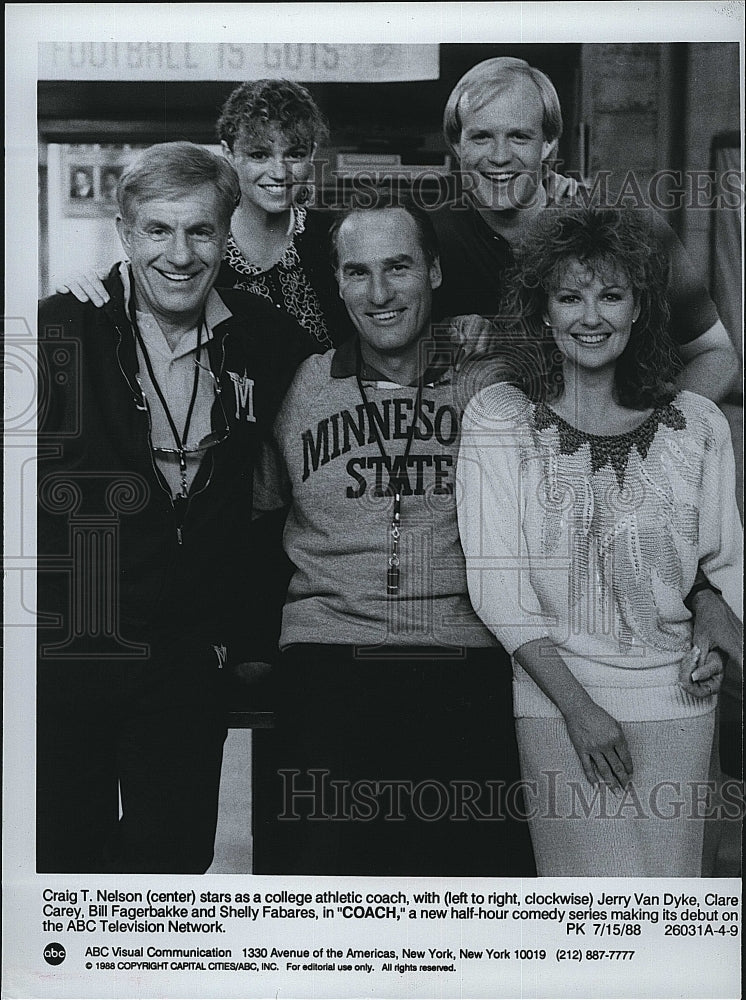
3, 4, 744, 999
62, 147, 140, 217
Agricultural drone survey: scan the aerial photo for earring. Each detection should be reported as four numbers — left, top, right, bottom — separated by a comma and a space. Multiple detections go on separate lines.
294, 185, 311, 206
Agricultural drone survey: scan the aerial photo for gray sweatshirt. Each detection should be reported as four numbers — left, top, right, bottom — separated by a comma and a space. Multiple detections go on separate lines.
256, 337, 498, 651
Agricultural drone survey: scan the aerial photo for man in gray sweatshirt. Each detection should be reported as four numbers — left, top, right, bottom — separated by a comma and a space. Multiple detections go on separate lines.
251, 195, 535, 876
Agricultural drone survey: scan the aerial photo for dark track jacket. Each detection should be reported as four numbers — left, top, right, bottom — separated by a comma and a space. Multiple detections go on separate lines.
37, 264, 309, 663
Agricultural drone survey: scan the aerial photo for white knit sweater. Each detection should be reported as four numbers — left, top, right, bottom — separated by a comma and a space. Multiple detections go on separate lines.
457, 385, 743, 722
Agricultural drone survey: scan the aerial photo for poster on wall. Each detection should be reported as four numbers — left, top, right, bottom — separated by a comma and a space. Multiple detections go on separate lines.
62, 145, 147, 216
4, 4, 744, 1000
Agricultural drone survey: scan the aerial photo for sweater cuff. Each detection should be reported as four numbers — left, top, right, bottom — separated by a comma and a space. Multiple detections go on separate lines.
497, 627, 553, 656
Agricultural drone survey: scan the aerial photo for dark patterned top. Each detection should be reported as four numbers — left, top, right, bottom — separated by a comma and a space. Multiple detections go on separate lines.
220, 207, 333, 352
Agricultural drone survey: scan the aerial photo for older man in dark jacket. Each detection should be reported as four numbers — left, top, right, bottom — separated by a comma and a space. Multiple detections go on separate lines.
37, 142, 306, 873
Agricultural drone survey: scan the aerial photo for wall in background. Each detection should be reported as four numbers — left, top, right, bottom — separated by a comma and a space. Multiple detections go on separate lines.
579, 41, 741, 348
681, 43, 741, 283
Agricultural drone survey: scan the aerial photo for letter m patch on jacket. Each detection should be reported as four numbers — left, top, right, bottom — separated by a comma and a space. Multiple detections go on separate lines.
228, 370, 256, 422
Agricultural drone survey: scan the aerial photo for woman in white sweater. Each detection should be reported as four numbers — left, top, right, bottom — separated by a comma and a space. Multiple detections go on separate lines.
457, 208, 742, 876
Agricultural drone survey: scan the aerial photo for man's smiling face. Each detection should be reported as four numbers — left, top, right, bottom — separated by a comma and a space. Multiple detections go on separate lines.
335, 207, 442, 369
117, 185, 228, 328
456, 77, 555, 214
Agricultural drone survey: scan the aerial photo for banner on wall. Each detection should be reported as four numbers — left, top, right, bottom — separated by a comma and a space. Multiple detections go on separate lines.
38, 42, 440, 82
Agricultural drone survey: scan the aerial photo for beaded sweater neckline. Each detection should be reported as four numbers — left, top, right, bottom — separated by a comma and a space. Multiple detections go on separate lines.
534, 399, 687, 486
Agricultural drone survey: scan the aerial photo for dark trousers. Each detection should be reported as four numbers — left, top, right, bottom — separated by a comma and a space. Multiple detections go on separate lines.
253, 644, 536, 877
37, 641, 227, 874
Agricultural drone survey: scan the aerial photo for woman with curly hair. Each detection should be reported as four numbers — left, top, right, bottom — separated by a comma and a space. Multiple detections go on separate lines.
456, 207, 743, 876
216, 78, 351, 350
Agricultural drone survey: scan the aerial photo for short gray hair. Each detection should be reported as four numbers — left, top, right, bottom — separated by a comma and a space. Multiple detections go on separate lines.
117, 141, 240, 227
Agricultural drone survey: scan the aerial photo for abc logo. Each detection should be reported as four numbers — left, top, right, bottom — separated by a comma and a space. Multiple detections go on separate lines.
43, 943, 66, 966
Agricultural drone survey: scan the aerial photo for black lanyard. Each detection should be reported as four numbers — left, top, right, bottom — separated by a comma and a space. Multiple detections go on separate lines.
356, 371, 424, 598
127, 284, 206, 501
